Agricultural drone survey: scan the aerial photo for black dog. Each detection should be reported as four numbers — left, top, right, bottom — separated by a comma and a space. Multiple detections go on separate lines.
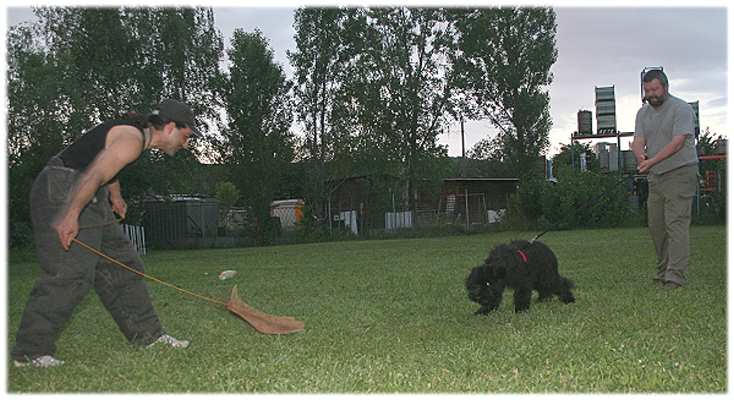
465, 240, 575, 314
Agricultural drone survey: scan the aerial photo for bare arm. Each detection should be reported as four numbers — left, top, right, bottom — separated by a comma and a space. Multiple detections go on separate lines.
55, 126, 143, 249
637, 135, 688, 174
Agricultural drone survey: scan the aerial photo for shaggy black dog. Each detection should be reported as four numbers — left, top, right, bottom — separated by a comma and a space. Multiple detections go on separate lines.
465, 240, 575, 314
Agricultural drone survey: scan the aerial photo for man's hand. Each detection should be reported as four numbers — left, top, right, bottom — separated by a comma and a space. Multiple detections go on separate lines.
637, 135, 687, 174
54, 214, 80, 251
107, 180, 127, 219
638, 158, 654, 174
110, 193, 127, 219
635, 152, 647, 165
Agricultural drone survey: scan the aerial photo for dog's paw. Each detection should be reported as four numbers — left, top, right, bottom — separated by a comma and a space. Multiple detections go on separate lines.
473, 306, 493, 316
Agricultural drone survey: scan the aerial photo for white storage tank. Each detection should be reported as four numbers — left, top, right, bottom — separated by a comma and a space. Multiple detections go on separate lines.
577, 110, 593, 135
595, 85, 617, 134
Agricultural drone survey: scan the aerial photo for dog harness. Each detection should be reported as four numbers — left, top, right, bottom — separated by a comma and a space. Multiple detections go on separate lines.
516, 250, 528, 263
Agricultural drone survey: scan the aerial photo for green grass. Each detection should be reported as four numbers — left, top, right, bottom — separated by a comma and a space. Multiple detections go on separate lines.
7, 225, 727, 393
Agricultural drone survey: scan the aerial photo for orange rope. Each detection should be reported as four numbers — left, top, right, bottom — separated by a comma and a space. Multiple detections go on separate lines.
71, 237, 227, 307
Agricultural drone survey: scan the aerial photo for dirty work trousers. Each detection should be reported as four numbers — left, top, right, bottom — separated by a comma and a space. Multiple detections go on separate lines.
646, 164, 698, 286
11, 157, 162, 360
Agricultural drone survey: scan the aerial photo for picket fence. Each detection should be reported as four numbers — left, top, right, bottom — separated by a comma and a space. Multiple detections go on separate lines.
121, 224, 147, 256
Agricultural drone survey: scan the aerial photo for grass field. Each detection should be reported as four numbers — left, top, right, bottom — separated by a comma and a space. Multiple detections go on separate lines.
6, 225, 727, 393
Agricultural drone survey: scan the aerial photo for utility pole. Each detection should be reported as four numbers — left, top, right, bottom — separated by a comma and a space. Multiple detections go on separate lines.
460, 113, 466, 158
461, 114, 469, 229
460, 113, 466, 178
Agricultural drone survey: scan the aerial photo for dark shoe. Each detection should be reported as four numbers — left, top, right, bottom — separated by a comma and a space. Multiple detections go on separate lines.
663, 281, 682, 290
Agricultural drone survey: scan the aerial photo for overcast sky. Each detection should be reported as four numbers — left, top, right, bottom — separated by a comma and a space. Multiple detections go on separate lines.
4, 3, 729, 156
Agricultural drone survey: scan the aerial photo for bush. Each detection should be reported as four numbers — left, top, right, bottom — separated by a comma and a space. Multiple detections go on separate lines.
517, 176, 547, 222
503, 192, 536, 231
9, 221, 34, 249
513, 171, 631, 230
248, 216, 282, 245
694, 191, 726, 225
215, 181, 240, 227
541, 170, 630, 229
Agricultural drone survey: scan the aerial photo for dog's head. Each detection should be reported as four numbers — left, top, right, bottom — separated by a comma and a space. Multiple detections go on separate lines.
465, 265, 487, 303
466, 243, 527, 304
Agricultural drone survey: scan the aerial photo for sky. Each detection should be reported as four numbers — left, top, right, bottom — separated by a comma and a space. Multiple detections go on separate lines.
0, 2, 732, 391
3, 2, 729, 157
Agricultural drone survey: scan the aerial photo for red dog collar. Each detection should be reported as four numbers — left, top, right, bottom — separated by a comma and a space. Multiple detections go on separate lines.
517, 249, 528, 263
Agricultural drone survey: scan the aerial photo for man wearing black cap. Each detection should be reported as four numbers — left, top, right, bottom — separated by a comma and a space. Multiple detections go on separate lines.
11, 99, 201, 368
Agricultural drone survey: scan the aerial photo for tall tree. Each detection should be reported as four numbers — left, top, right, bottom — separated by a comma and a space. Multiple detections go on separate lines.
552, 141, 600, 173
7, 7, 224, 231
453, 7, 558, 179
7, 22, 70, 229
288, 7, 353, 221
220, 29, 295, 243
343, 7, 453, 213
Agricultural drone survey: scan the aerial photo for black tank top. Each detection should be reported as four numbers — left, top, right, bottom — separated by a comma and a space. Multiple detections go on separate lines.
58, 119, 145, 182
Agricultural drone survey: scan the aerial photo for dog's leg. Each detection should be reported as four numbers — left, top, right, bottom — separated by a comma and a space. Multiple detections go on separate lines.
537, 286, 554, 302
474, 304, 494, 315
513, 286, 532, 313
556, 277, 576, 304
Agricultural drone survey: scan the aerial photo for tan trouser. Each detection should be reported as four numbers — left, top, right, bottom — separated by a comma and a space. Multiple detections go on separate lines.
646, 164, 698, 285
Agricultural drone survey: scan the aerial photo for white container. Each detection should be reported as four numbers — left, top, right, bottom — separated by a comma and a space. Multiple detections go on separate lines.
595, 101, 616, 115
595, 85, 615, 101
219, 270, 238, 280
577, 110, 593, 135
270, 199, 305, 230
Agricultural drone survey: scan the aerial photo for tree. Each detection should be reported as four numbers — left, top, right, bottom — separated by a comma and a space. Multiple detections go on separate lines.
220, 29, 295, 243
215, 181, 240, 231
453, 7, 558, 179
552, 141, 600, 174
29, 7, 221, 140
7, 7, 224, 235
469, 135, 504, 162
7, 22, 69, 235
342, 7, 454, 212
695, 127, 726, 224
697, 127, 724, 156
466, 136, 517, 178
288, 7, 353, 221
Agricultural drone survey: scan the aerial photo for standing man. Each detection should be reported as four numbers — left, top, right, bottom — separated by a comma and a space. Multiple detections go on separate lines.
631, 69, 699, 289
12, 100, 200, 367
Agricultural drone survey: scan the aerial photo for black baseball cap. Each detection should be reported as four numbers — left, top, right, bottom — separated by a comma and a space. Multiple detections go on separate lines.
152, 99, 201, 137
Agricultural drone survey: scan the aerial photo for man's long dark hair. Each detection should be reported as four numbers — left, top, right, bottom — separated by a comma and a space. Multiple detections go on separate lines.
118, 111, 185, 131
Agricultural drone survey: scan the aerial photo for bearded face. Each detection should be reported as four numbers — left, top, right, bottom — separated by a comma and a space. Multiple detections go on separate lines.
643, 78, 668, 107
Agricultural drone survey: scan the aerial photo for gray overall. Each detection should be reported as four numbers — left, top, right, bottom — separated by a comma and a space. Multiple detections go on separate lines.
11, 156, 162, 360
